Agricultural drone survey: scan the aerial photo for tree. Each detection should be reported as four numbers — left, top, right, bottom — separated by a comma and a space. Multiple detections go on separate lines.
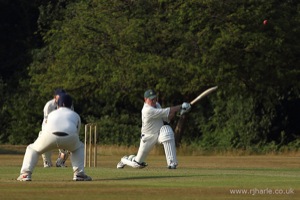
0, 0, 42, 144
23, 0, 300, 151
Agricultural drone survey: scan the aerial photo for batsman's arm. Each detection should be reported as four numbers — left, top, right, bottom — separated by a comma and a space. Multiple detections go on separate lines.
168, 105, 182, 120
42, 101, 52, 124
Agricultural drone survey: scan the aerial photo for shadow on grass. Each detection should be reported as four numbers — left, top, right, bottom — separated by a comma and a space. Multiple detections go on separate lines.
98, 174, 206, 181
0, 148, 24, 154
0, 146, 26, 155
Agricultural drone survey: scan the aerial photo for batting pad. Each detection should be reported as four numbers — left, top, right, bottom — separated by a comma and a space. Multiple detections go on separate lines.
162, 140, 177, 166
42, 151, 52, 165
158, 125, 174, 143
121, 157, 144, 168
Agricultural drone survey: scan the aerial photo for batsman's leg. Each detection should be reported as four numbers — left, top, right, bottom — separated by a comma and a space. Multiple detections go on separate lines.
117, 134, 157, 169
120, 155, 148, 168
134, 134, 157, 163
42, 151, 52, 167
158, 125, 178, 169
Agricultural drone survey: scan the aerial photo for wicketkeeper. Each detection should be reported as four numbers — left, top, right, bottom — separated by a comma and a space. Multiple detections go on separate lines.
17, 94, 92, 181
117, 89, 191, 169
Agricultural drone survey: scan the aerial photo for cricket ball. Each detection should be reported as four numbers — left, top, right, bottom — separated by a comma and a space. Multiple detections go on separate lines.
263, 20, 268, 25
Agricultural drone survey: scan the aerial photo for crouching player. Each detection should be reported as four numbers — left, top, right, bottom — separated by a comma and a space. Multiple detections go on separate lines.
117, 89, 191, 169
17, 94, 92, 181
41, 89, 71, 168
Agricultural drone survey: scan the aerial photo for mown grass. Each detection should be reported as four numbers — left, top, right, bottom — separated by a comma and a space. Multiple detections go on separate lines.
0, 145, 299, 200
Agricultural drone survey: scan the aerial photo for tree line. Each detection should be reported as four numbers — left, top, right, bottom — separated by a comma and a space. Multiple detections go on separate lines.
0, 0, 299, 152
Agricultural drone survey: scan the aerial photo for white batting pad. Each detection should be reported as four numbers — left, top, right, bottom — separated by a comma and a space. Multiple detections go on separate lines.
162, 140, 178, 166
42, 151, 52, 165
158, 125, 174, 143
121, 156, 145, 168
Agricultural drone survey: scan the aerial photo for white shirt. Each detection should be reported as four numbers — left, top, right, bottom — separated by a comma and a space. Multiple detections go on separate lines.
141, 102, 170, 136
42, 99, 57, 129
42, 98, 74, 130
44, 107, 81, 135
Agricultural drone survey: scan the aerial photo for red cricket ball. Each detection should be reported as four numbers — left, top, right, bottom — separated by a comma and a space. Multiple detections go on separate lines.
263, 20, 268, 25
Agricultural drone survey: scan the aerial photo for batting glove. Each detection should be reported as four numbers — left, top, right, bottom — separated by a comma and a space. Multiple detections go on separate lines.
180, 102, 191, 116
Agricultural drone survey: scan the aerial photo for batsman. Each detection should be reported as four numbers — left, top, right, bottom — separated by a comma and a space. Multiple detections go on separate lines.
117, 89, 191, 169
41, 89, 70, 167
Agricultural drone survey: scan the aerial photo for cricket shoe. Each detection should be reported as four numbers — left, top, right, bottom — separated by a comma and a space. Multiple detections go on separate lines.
43, 161, 52, 168
168, 162, 178, 169
73, 173, 92, 181
17, 173, 32, 181
117, 155, 128, 169
119, 155, 148, 169
117, 160, 126, 169
133, 160, 148, 169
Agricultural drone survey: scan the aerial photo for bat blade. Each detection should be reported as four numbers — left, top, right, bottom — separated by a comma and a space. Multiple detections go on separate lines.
190, 86, 218, 105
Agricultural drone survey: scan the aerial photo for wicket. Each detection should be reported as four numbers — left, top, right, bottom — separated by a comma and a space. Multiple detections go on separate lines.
84, 124, 97, 167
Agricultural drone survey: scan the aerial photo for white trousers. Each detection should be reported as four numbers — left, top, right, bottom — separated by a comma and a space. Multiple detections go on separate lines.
134, 134, 158, 163
39, 131, 52, 165
20, 130, 84, 175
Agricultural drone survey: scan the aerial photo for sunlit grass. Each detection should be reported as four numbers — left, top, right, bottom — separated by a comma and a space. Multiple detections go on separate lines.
0, 145, 299, 200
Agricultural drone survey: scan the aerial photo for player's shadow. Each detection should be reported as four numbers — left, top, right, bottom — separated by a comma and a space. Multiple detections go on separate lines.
97, 174, 206, 181
0, 148, 24, 155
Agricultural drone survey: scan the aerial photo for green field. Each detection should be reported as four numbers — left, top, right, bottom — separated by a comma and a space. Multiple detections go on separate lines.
0, 145, 299, 200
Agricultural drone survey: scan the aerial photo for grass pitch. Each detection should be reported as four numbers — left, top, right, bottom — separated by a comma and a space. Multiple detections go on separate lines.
0, 145, 299, 200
